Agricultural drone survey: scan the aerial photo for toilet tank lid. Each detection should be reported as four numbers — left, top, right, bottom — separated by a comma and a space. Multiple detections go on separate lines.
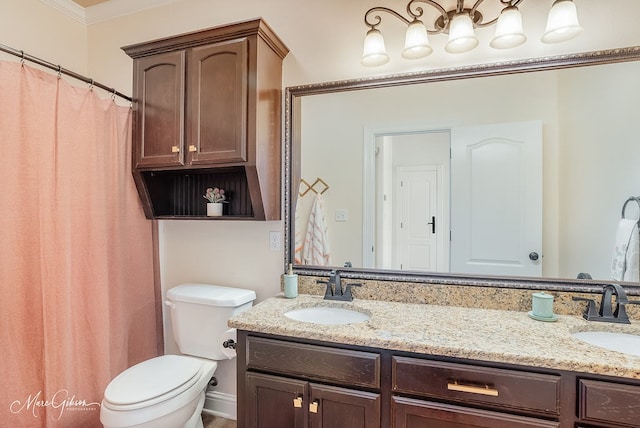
167, 283, 256, 307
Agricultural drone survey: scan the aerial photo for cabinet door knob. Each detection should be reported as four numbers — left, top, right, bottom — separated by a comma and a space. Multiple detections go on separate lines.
309, 400, 319, 413
171, 145, 180, 153
293, 396, 303, 408
188, 144, 197, 152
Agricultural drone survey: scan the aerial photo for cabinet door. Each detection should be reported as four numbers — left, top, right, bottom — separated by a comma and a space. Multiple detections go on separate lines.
392, 396, 559, 428
578, 379, 640, 427
309, 383, 380, 428
245, 372, 307, 428
187, 38, 248, 165
133, 51, 185, 168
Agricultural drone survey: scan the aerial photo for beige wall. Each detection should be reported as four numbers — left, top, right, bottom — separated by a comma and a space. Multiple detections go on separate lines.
3, 0, 640, 409
0, 0, 87, 72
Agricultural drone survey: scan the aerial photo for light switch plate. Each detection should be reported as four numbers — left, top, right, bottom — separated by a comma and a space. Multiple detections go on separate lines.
335, 209, 348, 222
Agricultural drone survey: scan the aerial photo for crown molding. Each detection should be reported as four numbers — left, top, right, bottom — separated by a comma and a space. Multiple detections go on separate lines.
41, 0, 181, 25
40, 0, 86, 23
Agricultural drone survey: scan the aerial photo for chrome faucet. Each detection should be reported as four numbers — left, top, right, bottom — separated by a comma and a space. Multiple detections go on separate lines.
573, 283, 640, 324
317, 270, 361, 301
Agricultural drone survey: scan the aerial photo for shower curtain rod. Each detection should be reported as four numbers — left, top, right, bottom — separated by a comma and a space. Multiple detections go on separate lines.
0, 43, 132, 102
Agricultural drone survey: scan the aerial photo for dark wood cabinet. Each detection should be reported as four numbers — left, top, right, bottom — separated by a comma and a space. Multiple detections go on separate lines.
241, 336, 381, 428
245, 372, 380, 428
187, 40, 248, 165
392, 396, 559, 428
392, 356, 561, 419
133, 51, 185, 168
245, 372, 307, 428
122, 19, 288, 220
309, 382, 380, 428
391, 357, 560, 427
577, 378, 640, 427
237, 331, 640, 428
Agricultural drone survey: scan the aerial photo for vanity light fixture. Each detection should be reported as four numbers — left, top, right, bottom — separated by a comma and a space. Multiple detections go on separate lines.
361, 0, 583, 67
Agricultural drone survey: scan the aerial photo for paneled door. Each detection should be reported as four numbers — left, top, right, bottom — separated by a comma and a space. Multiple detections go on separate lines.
394, 166, 443, 271
450, 121, 543, 277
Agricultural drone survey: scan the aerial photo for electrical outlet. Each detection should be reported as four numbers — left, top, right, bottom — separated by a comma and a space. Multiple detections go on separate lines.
269, 231, 281, 251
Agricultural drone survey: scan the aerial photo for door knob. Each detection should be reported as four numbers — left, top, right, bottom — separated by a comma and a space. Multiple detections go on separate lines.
529, 252, 539, 261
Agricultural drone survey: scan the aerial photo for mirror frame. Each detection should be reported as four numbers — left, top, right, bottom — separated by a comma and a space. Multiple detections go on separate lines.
284, 46, 640, 292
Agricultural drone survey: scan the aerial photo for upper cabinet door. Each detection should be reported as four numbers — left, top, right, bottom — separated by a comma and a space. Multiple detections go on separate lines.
187, 39, 248, 165
133, 51, 185, 168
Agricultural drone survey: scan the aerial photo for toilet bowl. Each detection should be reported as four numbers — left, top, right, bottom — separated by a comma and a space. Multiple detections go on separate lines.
100, 284, 256, 428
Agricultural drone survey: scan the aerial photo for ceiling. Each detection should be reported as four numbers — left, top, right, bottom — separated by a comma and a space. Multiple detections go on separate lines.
55, 0, 179, 24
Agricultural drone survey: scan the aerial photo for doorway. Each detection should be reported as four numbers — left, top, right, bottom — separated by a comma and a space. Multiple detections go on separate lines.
364, 129, 450, 271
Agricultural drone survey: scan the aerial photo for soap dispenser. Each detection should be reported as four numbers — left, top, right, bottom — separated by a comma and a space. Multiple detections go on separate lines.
283, 264, 298, 298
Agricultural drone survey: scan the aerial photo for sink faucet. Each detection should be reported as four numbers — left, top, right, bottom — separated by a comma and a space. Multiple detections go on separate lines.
317, 270, 361, 301
573, 284, 640, 324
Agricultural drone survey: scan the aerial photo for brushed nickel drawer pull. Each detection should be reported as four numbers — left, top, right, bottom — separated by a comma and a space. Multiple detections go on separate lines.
447, 382, 499, 397
309, 400, 319, 413
293, 396, 302, 408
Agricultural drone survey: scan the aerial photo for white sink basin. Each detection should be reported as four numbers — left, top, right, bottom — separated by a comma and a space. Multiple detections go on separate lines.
284, 307, 370, 325
572, 331, 640, 357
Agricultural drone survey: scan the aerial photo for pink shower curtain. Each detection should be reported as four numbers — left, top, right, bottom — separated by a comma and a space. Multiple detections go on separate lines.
0, 61, 159, 427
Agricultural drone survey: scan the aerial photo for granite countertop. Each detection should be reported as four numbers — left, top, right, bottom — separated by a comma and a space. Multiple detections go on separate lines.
228, 294, 640, 379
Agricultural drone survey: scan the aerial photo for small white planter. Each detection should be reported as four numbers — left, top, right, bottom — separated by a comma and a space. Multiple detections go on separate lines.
207, 202, 223, 217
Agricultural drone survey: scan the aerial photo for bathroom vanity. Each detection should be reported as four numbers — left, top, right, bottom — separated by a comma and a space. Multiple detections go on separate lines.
230, 295, 640, 428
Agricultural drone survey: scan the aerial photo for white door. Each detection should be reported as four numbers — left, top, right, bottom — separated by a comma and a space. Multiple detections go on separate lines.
395, 166, 441, 271
450, 121, 543, 277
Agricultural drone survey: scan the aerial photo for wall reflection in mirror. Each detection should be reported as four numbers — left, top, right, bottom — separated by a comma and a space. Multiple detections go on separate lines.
292, 58, 640, 282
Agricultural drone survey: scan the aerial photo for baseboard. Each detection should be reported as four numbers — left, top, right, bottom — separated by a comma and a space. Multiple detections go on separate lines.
203, 390, 237, 420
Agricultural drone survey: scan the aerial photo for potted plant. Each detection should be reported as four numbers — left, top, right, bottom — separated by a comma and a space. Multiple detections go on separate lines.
203, 187, 228, 217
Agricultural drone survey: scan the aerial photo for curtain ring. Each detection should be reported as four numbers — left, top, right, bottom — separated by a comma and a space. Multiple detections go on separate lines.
20, 51, 25, 66
111, 88, 116, 101
89, 79, 94, 90
57, 65, 62, 79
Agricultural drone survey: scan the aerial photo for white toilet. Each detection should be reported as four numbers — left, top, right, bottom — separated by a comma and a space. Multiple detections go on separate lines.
100, 283, 256, 428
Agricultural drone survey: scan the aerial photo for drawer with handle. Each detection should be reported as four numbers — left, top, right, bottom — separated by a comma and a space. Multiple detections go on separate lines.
392, 356, 561, 417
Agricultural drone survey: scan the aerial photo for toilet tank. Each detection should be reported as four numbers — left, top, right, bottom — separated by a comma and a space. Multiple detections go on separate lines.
165, 283, 256, 360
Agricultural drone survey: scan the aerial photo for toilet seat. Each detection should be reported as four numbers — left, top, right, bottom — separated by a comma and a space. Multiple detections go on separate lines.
103, 355, 204, 411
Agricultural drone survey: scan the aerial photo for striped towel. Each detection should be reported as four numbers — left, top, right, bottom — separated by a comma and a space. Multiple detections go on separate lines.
303, 193, 332, 266
294, 188, 303, 264
611, 219, 639, 281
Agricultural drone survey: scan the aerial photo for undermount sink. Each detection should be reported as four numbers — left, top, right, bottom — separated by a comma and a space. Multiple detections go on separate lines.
284, 307, 370, 325
572, 331, 640, 357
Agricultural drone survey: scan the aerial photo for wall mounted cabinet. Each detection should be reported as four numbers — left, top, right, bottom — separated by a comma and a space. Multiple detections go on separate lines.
122, 19, 288, 220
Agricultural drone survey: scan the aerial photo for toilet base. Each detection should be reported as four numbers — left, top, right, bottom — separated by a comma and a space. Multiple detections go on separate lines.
101, 390, 206, 428
185, 393, 205, 428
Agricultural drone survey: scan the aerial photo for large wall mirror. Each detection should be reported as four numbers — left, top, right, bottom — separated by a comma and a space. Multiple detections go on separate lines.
284, 46, 640, 289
